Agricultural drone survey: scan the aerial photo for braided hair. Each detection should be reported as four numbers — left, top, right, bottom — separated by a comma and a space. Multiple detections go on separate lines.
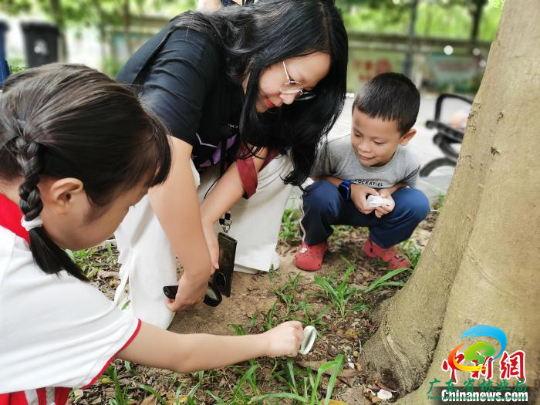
0, 64, 171, 281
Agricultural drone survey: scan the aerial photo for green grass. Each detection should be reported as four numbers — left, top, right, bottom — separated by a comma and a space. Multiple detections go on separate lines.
313, 263, 364, 318
279, 207, 302, 244
72, 230, 424, 404
397, 239, 422, 270
363, 267, 412, 294
103, 365, 134, 405
65, 241, 117, 279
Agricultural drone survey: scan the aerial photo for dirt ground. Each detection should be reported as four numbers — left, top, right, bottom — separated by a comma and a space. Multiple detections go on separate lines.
72, 210, 439, 405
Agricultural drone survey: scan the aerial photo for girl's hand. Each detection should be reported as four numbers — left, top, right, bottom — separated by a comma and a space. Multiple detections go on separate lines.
262, 321, 304, 358
202, 221, 219, 272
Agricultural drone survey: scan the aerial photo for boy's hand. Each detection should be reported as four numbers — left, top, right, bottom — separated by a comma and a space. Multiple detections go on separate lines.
262, 321, 304, 358
374, 188, 395, 218
350, 183, 379, 215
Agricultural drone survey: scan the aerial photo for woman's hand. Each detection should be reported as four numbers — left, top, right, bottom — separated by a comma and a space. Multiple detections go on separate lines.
150, 137, 213, 312
202, 221, 219, 272
262, 321, 304, 358
166, 272, 207, 312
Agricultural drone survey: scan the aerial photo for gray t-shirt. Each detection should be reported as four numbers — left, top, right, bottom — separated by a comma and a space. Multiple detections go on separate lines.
311, 135, 421, 188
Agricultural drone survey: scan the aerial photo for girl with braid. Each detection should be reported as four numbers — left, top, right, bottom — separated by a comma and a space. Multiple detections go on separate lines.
0, 64, 304, 404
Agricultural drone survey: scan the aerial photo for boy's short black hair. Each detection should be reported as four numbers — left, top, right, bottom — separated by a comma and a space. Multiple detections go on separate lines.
353, 72, 420, 134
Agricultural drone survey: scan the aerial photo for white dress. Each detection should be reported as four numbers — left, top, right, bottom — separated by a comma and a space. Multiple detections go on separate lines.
114, 155, 293, 328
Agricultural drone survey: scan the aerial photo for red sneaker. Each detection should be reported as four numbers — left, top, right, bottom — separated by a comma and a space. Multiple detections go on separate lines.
294, 241, 328, 271
363, 237, 411, 270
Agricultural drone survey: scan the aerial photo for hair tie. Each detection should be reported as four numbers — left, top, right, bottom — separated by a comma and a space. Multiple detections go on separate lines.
0, 132, 17, 149
21, 216, 43, 231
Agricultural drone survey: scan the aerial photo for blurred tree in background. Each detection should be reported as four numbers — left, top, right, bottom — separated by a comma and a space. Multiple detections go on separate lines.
1, 0, 502, 82
338, 0, 502, 42
1, 0, 195, 61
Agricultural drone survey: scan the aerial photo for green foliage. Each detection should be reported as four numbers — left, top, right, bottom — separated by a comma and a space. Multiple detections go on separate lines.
247, 355, 344, 405
279, 207, 302, 245
291, 298, 329, 330
139, 384, 167, 405
104, 365, 134, 405
363, 267, 411, 293
339, 0, 502, 41
9, 65, 27, 74
175, 381, 201, 405
314, 264, 363, 318
398, 239, 422, 269
65, 241, 116, 279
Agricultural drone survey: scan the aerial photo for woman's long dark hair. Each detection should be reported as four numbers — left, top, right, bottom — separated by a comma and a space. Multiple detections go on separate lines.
175, 0, 348, 185
0, 64, 171, 281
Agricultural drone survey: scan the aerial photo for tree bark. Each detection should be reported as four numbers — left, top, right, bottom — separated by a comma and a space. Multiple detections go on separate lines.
48, 0, 68, 60
359, 0, 540, 400
123, 0, 133, 56
469, 0, 487, 45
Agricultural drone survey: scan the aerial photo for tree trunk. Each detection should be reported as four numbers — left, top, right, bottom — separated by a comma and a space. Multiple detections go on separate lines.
359, 0, 540, 400
469, 0, 487, 45
123, 0, 133, 56
90, 0, 109, 73
48, 0, 68, 60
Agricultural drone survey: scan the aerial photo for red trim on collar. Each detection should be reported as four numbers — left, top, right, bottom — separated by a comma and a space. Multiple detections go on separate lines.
0, 193, 29, 243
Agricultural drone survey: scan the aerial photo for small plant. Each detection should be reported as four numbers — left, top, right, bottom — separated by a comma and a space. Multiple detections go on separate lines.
363, 267, 412, 294
314, 265, 362, 318
292, 298, 328, 329
103, 365, 133, 405
66, 247, 98, 277
263, 302, 278, 331
397, 239, 422, 269
273, 273, 303, 315
248, 354, 345, 404
139, 384, 167, 405
174, 381, 201, 405
230, 323, 248, 336
279, 207, 302, 244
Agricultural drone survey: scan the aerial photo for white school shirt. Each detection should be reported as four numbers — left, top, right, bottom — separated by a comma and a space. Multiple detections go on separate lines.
0, 225, 141, 403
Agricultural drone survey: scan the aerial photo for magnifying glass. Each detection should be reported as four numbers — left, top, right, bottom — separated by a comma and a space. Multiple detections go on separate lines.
163, 282, 222, 307
299, 326, 317, 355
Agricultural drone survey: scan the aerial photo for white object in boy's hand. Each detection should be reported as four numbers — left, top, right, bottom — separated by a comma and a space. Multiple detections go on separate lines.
367, 195, 392, 208
299, 326, 317, 355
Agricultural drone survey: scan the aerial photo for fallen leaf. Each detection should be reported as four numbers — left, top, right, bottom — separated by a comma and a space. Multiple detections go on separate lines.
140, 396, 157, 405
376, 381, 396, 392
327, 401, 348, 405
339, 370, 362, 378
297, 359, 326, 369
99, 271, 118, 279
345, 329, 358, 338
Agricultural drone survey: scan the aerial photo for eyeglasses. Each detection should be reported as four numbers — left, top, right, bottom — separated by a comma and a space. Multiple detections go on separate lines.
279, 61, 316, 101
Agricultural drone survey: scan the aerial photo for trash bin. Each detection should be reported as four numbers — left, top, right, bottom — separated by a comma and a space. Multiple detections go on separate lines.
21, 22, 59, 68
0, 20, 9, 87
